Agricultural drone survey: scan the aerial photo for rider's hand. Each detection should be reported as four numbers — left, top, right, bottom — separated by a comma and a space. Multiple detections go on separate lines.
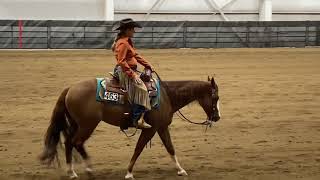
133, 75, 143, 85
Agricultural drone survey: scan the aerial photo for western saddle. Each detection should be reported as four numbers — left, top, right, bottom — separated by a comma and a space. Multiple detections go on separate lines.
107, 68, 158, 98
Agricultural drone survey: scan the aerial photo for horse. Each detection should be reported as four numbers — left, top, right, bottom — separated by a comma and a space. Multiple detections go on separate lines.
40, 76, 221, 179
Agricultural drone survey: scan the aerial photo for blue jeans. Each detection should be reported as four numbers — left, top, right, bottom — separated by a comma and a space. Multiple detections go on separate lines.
131, 104, 146, 124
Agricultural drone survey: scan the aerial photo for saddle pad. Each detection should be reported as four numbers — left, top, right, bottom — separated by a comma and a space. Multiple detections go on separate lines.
96, 77, 160, 109
96, 78, 126, 104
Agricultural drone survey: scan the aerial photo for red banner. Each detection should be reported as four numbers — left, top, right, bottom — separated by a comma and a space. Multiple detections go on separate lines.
18, 20, 23, 48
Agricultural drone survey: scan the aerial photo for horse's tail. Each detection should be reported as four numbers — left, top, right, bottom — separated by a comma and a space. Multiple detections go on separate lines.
39, 87, 70, 165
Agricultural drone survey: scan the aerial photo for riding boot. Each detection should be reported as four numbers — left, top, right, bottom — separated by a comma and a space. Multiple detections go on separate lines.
131, 104, 152, 129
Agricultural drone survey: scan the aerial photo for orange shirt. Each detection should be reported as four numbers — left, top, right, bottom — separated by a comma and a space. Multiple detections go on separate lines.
114, 37, 151, 78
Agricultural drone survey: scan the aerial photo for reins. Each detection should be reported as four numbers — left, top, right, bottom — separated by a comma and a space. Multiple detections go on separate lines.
176, 109, 211, 125
120, 128, 138, 138
153, 71, 214, 129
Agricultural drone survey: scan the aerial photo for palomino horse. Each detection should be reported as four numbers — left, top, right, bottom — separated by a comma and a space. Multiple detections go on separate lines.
40, 76, 220, 179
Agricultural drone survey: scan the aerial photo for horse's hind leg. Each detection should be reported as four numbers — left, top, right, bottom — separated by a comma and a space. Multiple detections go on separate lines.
74, 143, 93, 173
65, 138, 78, 179
64, 119, 78, 179
158, 127, 188, 176
72, 123, 99, 175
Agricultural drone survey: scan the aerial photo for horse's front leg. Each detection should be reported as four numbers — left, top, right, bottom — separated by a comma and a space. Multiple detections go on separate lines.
125, 128, 157, 179
158, 127, 188, 176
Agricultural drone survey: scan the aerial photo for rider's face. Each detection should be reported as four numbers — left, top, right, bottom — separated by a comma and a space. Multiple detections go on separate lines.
125, 27, 135, 38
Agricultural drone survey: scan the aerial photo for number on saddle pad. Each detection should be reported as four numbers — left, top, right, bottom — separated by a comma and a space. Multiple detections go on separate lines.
104, 92, 119, 102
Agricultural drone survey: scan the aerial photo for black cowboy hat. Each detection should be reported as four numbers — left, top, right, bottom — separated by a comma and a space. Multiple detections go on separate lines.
113, 18, 142, 31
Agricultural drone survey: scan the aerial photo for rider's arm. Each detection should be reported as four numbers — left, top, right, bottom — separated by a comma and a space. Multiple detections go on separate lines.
117, 42, 136, 79
135, 53, 152, 70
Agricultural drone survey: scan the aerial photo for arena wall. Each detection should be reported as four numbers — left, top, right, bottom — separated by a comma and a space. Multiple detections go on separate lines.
0, 20, 319, 49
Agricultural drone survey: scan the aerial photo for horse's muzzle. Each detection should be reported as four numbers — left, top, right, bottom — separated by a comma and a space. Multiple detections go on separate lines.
213, 116, 220, 122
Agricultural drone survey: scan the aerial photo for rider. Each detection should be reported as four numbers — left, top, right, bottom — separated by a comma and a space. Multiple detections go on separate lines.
112, 18, 153, 129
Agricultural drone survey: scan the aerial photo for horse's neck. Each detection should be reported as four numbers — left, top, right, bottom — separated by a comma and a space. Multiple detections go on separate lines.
164, 81, 209, 113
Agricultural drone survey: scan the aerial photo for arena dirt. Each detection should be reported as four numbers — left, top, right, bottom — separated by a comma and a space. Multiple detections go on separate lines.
0, 48, 319, 180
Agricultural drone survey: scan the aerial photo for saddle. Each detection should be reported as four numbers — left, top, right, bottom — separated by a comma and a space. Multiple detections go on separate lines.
108, 68, 158, 97
96, 69, 160, 108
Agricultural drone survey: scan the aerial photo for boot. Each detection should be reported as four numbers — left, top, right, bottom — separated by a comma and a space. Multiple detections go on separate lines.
131, 104, 152, 129
135, 113, 152, 129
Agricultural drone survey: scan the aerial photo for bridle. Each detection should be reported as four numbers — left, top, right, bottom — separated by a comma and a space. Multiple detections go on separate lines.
176, 85, 218, 131
154, 71, 218, 130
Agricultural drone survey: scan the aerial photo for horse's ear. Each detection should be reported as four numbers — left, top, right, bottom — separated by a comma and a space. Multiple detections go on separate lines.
208, 76, 210, 81
211, 77, 215, 87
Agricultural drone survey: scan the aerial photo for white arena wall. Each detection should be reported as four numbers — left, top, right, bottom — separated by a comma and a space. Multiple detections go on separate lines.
0, 0, 319, 21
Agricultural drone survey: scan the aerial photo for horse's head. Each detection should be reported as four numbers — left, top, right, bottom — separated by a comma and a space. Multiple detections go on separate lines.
198, 76, 221, 122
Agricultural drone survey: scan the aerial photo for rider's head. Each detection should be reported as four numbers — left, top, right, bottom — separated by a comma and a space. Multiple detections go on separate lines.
112, 18, 142, 50
115, 18, 142, 38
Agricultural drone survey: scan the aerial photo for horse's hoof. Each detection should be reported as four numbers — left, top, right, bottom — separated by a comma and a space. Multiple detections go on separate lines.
69, 173, 78, 179
125, 172, 135, 180
86, 168, 94, 177
67, 170, 78, 179
177, 169, 188, 176
86, 167, 93, 173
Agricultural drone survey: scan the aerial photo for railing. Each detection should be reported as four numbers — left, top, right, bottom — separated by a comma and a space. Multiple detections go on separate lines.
0, 20, 319, 49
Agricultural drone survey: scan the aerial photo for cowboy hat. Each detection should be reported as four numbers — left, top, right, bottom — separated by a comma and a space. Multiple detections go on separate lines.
113, 18, 142, 31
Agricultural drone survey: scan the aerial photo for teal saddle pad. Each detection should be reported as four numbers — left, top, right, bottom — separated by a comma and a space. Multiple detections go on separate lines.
95, 78, 160, 109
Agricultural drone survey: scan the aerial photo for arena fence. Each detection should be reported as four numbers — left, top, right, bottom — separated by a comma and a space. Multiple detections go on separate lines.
0, 20, 319, 49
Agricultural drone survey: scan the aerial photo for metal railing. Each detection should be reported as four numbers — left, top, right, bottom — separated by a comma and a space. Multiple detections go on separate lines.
0, 20, 319, 49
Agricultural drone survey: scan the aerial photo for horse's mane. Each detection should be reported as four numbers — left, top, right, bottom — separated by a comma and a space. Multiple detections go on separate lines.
164, 81, 211, 95
162, 80, 211, 109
